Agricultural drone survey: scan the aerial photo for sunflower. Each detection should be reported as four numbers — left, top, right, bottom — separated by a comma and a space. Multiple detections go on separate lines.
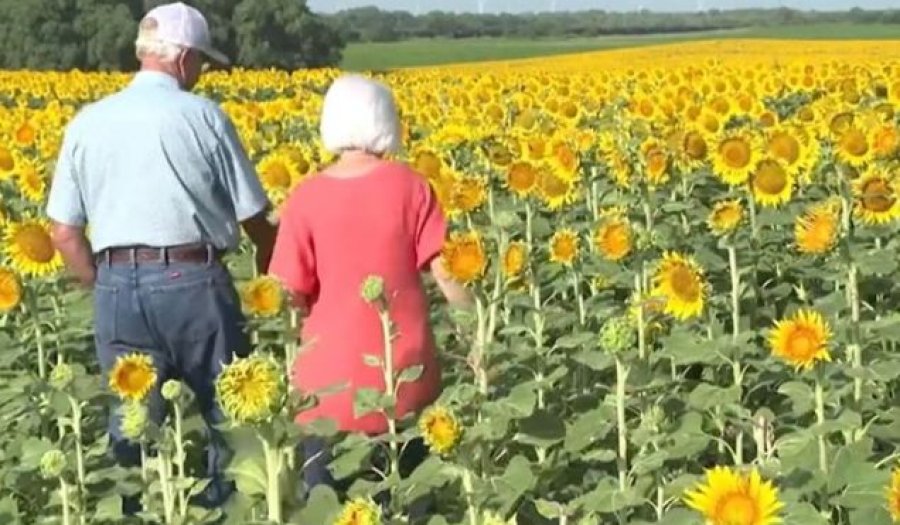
767, 126, 814, 178
835, 128, 872, 168
240, 276, 284, 317
505, 161, 537, 198
501, 241, 527, 280
886, 466, 900, 523
871, 124, 899, 159
14, 121, 36, 148
412, 149, 443, 180
707, 200, 744, 236
550, 139, 579, 177
216, 354, 285, 424
333, 497, 382, 525
441, 231, 487, 284
536, 165, 578, 211
640, 138, 671, 187
680, 129, 710, 170
768, 309, 832, 371
109, 353, 157, 402
4, 218, 63, 278
16, 160, 46, 203
684, 466, 783, 525
0, 146, 15, 180
651, 252, 707, 321
853, 168, 900, 225
450, 175, 487, 215
418, 405, 462, 455
549, 229, 580, 266
593, 215, 633, 262
750, 159, 793, 208
0, 267, 22, 313
256, 152, 301, 196
712, 132, 759, 186
795, 200, 840, 255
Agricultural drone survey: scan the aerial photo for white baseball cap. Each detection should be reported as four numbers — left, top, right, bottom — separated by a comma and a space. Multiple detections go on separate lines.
137, 2, 229, 65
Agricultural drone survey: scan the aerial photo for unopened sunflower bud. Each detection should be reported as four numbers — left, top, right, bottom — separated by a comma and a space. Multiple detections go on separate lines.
360, 275, 385, 304
640, 405, 667, 434
599, 315, 636, 355
120, 402, 149, 442
494, 210, 518, 229
161, 380, 182, 402
49, 363, 74, 390
636, 228, 660, 251
40, 449, 67, 479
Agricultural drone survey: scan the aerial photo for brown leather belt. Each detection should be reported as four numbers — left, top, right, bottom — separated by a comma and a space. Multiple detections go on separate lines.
97, 244, 221, 265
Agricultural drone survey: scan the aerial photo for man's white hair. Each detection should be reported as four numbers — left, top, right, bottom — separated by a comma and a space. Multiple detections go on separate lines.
320, 74, 401, 156
134, 16, 183, 63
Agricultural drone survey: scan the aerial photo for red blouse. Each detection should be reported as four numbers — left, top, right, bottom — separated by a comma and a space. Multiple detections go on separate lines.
269, 160, 447, 434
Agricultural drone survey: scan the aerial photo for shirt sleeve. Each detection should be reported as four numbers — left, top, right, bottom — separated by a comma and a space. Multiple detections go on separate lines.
212, 109, 270, 222
46, 126, 87, 227
414, 178, 447, 271
269, 197, 318, 297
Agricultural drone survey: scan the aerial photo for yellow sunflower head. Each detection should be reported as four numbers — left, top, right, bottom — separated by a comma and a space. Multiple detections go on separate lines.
768, 309, 832, 371
109, 353, 158, 402
853, 168, 900, 226
651, 252, 707, 321
536, 164, 578, 211
795, 199, 841, 255
441, 231, 488, 284
707, 200, 744, 236
333, 497, 382, 525
750, 159, 793, 208
549, 229, 580, 266
16, 160, 46, 203
240, 276, 284, 317
835, 128, 872, 168
419, 405, 463, 455
505, 161, 538, 198
593, 214, 633, 262
684, 466, 783, 525
640, 139, 671, 187
501, 241, 528, 280
412, 149, 443, 180
0, 267, 22, 313
4, 218, 63, 278
216, 354, 285, 425
450, 175, 488, 215
712, 132, 759, 186
871, 124, 899, 159
886, 466, 900, 523
256, 152, 300, 196
14, 121, 36, 148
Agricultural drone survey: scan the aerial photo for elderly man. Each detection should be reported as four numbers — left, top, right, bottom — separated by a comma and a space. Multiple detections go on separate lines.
46, 2, 275, 513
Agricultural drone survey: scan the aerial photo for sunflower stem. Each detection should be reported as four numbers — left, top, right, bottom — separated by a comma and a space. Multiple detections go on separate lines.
59, 477, 71, 525
615, 356, 629, 492
635, 273, 647, 361
461, 468, 479, 525
172, 401, 188, 518
140, 442, 150, 513
727, 243, 745, 464
67, 396, 86, 502
815, 378, 828, 475
473, 296, 489, 397
156, 450, 175, 524
260, 435, 284, 524
572, 269, 585, 327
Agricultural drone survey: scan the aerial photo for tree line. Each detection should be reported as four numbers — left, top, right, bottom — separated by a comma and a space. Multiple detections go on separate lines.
326, 6, 900, 43
0, 0, 344, 71
0, 1, 896, 72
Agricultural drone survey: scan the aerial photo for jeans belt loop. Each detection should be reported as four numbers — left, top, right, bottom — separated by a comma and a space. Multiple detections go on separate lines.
161, 246, 169, 266
129, 247, 137, 268
206, 244, 214, 266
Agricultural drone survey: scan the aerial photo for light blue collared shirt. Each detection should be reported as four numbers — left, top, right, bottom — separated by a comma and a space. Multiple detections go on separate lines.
47, 71, 269, 253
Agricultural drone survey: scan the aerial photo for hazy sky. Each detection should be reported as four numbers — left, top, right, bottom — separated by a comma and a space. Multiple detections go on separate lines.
309, 0, 899, 14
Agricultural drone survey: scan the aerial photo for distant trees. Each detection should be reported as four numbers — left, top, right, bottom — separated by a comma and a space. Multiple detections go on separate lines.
326, 7, 899, 44
0, 0, 344, 71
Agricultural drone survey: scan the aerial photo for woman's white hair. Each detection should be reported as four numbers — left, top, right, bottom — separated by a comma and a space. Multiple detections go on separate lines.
320, 74, 401, 156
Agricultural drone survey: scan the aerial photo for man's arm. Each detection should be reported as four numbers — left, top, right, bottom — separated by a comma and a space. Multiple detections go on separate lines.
50, 222, 95, 288
241, 210, 277, 274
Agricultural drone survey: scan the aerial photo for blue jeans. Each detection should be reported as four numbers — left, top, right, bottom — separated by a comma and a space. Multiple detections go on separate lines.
93, 258, 250, 513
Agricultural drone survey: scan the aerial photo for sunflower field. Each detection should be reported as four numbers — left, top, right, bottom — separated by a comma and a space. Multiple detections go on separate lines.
1, 39, 900, 525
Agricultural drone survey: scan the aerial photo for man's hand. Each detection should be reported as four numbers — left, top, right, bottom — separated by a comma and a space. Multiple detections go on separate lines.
241, 210, 277, 275
50, 222, 96, 289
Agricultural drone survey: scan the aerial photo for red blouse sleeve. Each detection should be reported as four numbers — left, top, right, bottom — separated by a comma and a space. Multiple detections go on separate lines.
269, 197, 318, 297
414, 178, 447, 271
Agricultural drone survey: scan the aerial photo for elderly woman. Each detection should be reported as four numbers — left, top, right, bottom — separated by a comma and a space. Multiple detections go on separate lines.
268, 75, 470, 505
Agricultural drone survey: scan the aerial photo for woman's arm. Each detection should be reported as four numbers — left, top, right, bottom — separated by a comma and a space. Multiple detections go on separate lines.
430, 257, 474, 309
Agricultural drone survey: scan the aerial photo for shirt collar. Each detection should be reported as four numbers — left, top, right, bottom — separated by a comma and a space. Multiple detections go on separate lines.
130, 71, 182, 90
